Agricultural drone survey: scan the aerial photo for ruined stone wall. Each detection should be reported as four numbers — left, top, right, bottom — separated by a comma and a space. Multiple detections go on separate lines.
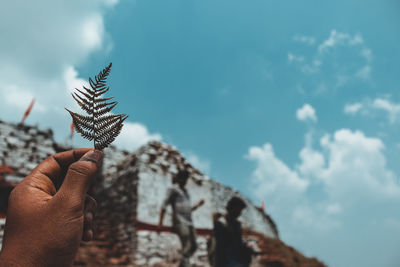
135, 142, 278, 237
0, 121, 58, 180
0, 121, 281, 266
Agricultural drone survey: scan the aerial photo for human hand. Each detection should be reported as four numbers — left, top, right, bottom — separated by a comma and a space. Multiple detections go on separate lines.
156, 223, 162, 234
212, 212, 222, 222
0, 149, 102, 267
192, 199, 205, 211
198, 199, 205, 207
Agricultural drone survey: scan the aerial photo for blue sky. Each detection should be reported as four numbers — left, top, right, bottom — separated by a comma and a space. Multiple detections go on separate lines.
1, 1, 400, 266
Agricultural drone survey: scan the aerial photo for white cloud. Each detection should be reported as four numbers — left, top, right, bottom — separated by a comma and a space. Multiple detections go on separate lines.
103, 0, 119, 7
81, 15, 105, 51
293, 35, 316, 45
355, 65, 372, 80
317, 30, 372, 81
372, 98, 400, 123
247, 129, 400, 233
296, 104, 317, 123
247, 126, 400, 267
246, 143, 308, 199
361, 48, 373, 62
3, 85, 46, 113
300, 59, 322, 74
334, 75, 349, 88
114, 122, 162, 151
64, 66, 89, 94
291, 30, 373, 93
318, 30, 364, 53
344, 103, 363, 115
320, 129, 400, 198
288, 53, 305, 63
0, 1, 114, 78
292, 205, 341, 231
344, 98, 400, 124
0, 0, 200, 159
0, 1, 135, 144
297, 146, 325, 178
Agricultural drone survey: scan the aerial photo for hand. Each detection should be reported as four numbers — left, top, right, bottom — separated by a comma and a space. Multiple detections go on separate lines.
0, 149, 103, 267
192, 199, 205, 211
156, 223, 162, 234
197, 199, 205, 207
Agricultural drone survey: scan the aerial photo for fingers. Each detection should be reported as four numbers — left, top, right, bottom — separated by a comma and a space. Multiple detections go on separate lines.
57, 150, 103, 204
26, 148, 92, 194
82, 195, 97, 242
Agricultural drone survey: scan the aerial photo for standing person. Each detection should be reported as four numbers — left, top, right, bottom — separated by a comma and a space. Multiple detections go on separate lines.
212, 196, 258, 267
157, 170, 205, 267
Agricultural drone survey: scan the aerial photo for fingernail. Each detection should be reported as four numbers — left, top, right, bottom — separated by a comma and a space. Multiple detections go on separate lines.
86, 229, 93, 241
85, 212, 93, 222
80, 150, 103, 168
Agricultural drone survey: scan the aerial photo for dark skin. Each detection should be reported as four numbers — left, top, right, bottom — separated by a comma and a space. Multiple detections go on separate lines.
0, 149, 103, 267
157, 177, 204, 233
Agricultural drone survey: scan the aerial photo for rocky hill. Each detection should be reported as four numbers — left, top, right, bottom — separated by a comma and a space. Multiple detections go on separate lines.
0, 120, 325, 267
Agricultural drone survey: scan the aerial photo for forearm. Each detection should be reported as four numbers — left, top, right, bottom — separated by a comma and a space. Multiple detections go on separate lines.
192, 199, 204, 211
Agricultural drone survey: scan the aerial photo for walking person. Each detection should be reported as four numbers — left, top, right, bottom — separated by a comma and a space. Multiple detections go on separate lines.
212, 196, 259, 267
158, 170, 205, 267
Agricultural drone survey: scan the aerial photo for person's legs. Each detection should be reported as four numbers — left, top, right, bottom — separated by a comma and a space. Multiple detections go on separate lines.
175, 223, 192, 267
188, 226, 198, 256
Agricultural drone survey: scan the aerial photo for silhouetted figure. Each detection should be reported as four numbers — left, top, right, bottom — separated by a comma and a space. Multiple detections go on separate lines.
158, 170, 205, 267
212, 196, 257, 267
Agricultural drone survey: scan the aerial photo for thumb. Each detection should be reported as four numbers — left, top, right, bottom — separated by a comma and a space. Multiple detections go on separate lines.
57, 150, 103, 204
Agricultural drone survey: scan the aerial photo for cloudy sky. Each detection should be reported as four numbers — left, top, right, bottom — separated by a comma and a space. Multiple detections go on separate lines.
1, 0, 400, 266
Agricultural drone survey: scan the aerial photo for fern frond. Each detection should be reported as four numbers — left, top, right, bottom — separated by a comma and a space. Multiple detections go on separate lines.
65, 109, 93, 131
95, 115, 127, 134
75, 88, 93, 100
96, 104, 117, 117
71, 93, 92, 114
83, 86, 96, 95
66, 63, 128, 150
95, 87, 109, 97
96, 101, 117, 110
95, 96, 114, 103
